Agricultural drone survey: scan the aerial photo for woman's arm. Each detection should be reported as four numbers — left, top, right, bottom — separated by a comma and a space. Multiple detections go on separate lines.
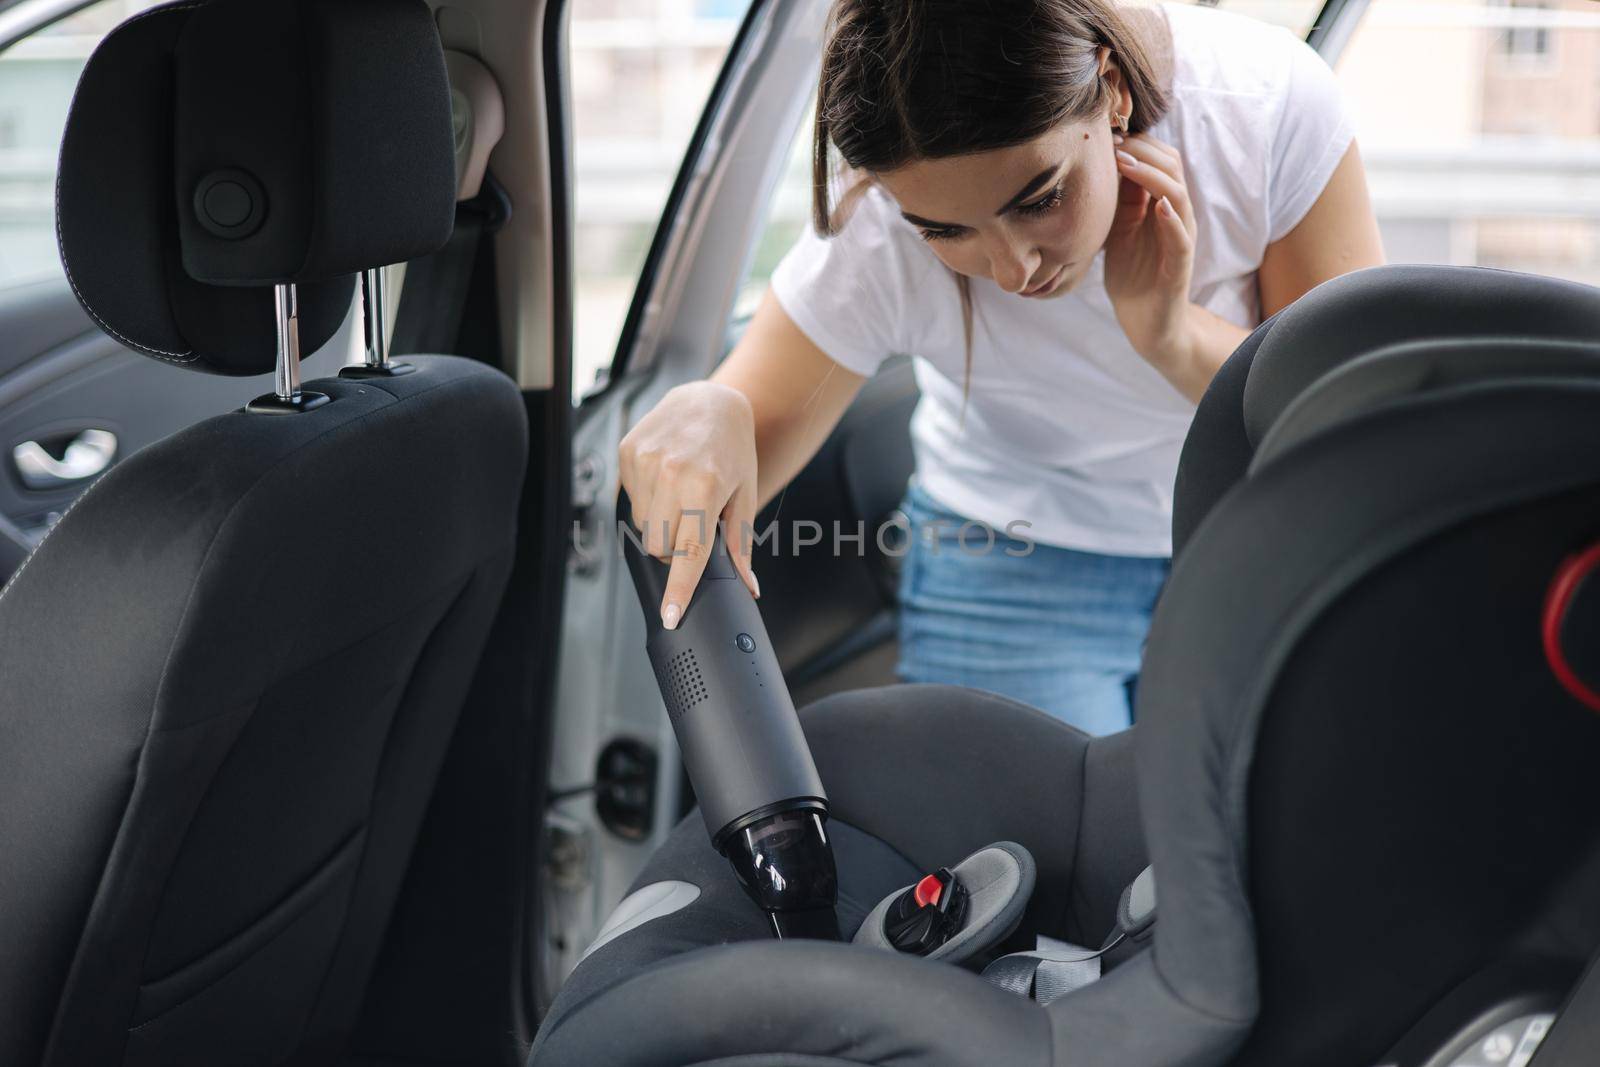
1180, 142, 1384, 398
712, 290, 867, 513
1109, 136, 1384, 403
619, 289, 864, 626
1258, 140, 1386, 318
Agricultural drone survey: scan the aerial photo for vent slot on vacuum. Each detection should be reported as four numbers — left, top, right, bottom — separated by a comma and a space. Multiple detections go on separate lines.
657, 648, 709, 720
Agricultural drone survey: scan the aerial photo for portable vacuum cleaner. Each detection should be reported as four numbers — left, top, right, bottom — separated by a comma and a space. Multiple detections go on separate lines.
619, 492, 841, 940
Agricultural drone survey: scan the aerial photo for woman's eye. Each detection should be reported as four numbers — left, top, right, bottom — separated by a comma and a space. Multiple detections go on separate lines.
1016, 186, 1065, 218
919, 226, 965, 243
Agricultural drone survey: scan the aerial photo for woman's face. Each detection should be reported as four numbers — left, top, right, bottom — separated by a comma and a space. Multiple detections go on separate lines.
874, 115, 1122, 299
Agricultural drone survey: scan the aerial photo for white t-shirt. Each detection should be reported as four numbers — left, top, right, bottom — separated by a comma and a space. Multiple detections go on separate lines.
769, 1, 1355, 556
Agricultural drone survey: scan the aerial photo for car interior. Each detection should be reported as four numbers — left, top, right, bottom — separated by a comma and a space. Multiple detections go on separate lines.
0, 0, 1598, 1065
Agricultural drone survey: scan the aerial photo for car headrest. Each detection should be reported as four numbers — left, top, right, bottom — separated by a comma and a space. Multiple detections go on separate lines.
1240, 266, 1600, 448
1173, 265, 1600, 555
1255, 337, 1600, 472
55, 0, 456, 375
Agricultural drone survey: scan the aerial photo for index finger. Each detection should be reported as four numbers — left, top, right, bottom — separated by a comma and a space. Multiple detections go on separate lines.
1116, 148, 1184, 204
1118, 134, 1182, 181
1115, 149, 1195, 237
660, 505, 716, 630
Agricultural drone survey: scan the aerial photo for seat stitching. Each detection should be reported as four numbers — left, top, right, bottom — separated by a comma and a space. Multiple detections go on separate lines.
128, 825, 368, 1026
1064, 734, 1091, 942
54, 3, 205, 363
292, 569, 483, 1049
0, 463, 113, 611
127, 566, 479, 1023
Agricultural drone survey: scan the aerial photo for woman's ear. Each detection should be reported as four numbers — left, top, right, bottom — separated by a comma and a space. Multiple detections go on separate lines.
1100, 55, 1131, 129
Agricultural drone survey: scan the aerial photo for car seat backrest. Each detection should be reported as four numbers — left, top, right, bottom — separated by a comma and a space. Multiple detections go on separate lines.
1239, 461, 1600, 1065
1127, 274, 1600, 1065
0, 2, 527, 1064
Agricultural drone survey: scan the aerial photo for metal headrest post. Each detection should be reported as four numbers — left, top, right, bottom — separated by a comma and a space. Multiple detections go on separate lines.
246, 283, 331, 414
362, 268, 388, 367
276, 283, 303, 399
343, 266, 416, 378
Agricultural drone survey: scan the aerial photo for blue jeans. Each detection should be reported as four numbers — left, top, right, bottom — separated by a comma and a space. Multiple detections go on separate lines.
894, 480, 1170, 736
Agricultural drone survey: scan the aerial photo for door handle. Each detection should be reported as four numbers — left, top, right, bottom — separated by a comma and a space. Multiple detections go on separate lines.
12, 429, 118, 490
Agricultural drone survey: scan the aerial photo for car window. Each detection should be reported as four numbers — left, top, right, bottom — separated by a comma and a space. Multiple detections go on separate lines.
0, 0, 167, 290
1336, 0, 1600, 284
570, 0, 754, 400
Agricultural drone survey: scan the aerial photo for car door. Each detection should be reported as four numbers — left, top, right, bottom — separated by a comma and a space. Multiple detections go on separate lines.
540, 0, 1597, 1003
0, 0, 359, 586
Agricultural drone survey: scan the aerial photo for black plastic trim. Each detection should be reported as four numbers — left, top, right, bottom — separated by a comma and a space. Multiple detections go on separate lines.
519, 0, 577, 1031
712, 796, 829, 853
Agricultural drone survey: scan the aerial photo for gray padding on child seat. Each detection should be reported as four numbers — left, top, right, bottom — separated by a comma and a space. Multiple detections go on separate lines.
1116, 866, 1156, 939
853, 841, 1035, 965
1252, 337, 1600, 474
578, 880, 701, 965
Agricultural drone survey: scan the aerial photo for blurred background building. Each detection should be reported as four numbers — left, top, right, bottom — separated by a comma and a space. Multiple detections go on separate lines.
3, 0, 1598, 401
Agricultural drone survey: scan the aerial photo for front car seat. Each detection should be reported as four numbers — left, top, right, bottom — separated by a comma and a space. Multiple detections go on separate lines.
530, 265, 1600, 1066
0, 1, 527, 1063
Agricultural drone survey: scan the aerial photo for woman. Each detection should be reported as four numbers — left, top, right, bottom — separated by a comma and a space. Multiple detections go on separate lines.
619, 0, 1384, 734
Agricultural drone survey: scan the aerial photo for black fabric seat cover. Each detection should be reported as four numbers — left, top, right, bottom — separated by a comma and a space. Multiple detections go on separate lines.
532, 267, 1600, 1067
0, 361, 527, 1065
0, 0, 530, 1063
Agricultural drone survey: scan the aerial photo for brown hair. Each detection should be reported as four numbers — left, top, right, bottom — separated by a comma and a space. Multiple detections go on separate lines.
812, 0, 1171, 398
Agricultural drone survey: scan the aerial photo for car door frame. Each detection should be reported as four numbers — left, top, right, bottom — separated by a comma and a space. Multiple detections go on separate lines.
0, 0, 88, 50
541, 0, 827, 1004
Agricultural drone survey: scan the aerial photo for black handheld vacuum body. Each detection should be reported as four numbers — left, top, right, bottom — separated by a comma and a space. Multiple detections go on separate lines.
619, 494, 840, 939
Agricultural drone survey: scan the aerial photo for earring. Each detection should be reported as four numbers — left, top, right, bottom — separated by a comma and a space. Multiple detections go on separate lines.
1113, 111, 1130, 134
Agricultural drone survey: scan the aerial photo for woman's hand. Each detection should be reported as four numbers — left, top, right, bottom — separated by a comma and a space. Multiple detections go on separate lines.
1102, 132, 1200, 371
618, 381, 762, 629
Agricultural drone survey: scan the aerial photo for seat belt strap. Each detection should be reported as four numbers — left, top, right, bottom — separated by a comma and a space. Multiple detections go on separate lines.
982, 936, 1103, 1005
390, 173, 509, 357
391, 209, 484, 355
